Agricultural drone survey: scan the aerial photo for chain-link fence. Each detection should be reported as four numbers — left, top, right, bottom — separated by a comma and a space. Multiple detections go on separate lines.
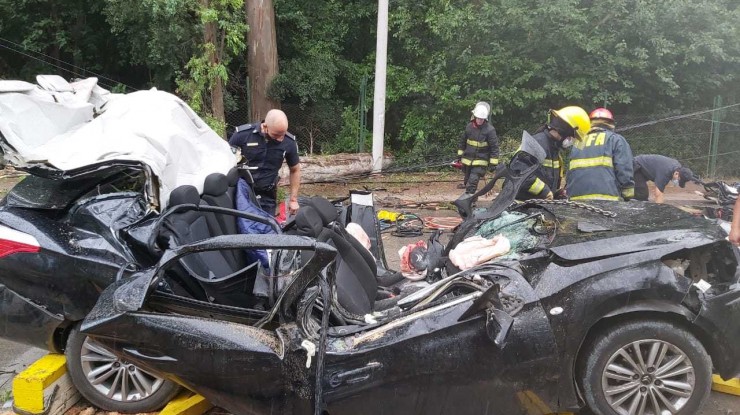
225, 96, 740, 181
618, 101, 740, 180
225, 102, 347, 156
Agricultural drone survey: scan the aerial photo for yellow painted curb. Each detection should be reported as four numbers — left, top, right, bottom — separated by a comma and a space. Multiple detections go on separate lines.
712, 374, 740, 396
12, 354, 68, 414
159, 391, 212, 415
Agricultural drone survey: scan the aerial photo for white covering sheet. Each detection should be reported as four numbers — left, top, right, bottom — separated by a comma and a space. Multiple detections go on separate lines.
0, 75, 235, 209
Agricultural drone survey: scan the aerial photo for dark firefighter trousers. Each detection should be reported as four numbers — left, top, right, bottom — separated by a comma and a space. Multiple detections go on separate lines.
463, 165, 487, 194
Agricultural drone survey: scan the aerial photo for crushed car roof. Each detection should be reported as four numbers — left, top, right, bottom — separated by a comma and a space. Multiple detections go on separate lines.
0, 75, 235, 209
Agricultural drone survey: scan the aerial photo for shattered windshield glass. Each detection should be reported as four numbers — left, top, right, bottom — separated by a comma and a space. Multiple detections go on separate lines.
474, 211, 546, 259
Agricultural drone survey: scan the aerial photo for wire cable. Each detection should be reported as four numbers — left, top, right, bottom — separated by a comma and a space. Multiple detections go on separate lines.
0, 37, 135, 91
617, 102, 740, 132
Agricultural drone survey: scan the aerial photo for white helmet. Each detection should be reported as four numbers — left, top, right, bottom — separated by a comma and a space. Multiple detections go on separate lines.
472, 101, 490, 120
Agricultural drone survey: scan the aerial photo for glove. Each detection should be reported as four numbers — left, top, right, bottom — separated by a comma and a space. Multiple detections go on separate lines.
545, 191, 554, 200
488, 163, 498, 173
554, 189, 567, 200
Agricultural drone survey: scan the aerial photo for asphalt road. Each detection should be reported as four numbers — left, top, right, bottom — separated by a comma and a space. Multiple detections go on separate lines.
0, 338, 45, 398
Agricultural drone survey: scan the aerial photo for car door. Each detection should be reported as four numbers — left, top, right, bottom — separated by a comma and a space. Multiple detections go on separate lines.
81, 234, 336, 415
320, 275, 562, 415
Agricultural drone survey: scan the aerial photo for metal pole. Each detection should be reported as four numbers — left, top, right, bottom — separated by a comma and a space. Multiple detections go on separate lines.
371, 0, 388, 172
709, 95, 722, 178
358, 74, 367, 152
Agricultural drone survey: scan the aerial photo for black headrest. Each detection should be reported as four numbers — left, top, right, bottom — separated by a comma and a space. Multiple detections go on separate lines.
203, 173, 228, 196
306, 197, 338, 225
295, 206, 323, 238
226, 168, 239, 187
169, 185, 200, 206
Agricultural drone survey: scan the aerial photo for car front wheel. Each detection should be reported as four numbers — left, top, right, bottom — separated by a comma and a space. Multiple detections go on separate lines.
579, 319, 711, 415
65, 326, 181, 413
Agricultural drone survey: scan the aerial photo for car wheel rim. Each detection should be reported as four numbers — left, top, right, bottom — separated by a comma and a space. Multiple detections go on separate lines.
80, 337, 165, 402
601, 339, 695, 415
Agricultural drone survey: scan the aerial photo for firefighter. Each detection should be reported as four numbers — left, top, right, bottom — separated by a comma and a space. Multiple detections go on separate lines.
566, 108, 634, 201
517, 106, 591, 200
457, 102, 499, 193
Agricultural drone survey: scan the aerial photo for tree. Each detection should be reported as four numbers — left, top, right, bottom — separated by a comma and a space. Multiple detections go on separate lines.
246, 0, 279, 121
177, 0, 247, 135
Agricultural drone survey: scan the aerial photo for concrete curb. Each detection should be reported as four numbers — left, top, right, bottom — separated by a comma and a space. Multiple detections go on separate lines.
11, 353, 213, 415
159, 391, 213, 415
712, 375, 740, 397
11, 354, 79, 415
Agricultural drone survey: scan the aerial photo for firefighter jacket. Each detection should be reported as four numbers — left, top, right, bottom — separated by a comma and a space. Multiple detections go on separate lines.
517, 130, 563, 200
457, 121, 499, 167
565, 128, 635, 201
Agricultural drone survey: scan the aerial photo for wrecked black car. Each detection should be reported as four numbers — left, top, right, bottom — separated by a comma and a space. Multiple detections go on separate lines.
2, 78, 740, 415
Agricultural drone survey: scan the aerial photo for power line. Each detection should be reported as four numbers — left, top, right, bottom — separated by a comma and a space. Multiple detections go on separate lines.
0, 41, 118, 91
685, 116, 740, 128
618, 102, 740, 132
681, 149, 740, 161
0, 37, 136, 92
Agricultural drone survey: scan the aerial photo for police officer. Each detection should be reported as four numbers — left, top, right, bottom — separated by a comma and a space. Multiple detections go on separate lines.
457, 101, 499, 193
633, 154, 696, 203
228, 109, 301, 215
566, 108, 635, 201
518, 106, 591, 200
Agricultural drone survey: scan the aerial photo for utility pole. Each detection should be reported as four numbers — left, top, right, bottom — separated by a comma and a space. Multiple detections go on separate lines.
371, 0, 388, 172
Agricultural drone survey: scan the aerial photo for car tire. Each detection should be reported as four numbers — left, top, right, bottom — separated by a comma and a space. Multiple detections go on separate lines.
65, 326, 181, 413
579, 319, 711, 415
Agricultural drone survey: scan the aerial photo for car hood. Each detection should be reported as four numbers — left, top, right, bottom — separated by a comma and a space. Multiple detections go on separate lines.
544, 200, 726, 260
0, 75, 235, 209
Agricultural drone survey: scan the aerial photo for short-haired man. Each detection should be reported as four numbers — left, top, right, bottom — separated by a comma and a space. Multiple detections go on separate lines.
633, 154, 696, 203
229, 109, 301, 215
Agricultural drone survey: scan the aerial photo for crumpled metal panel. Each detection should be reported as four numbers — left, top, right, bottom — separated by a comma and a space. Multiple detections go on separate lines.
0, 284, 64, 350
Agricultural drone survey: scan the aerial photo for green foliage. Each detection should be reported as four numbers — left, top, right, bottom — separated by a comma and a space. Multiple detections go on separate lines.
0, 389, 11, 403
383, 0, 740, 162
330, 105, 367, 154
1, 0, 738, 172
103, 0, 199, 88
174, 0, 246, 132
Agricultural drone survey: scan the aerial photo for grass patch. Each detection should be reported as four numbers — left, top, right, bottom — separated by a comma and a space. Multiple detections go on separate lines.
0, 388, 12, 403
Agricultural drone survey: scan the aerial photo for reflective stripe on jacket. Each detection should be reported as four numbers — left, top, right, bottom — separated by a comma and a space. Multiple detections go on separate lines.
518, 130, 563, 199
458, 121, 499, 166
566, 128, 635, 201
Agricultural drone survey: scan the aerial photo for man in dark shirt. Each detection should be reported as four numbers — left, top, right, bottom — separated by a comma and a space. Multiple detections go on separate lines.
228, 109, 301, 215
633, 154, 696, 203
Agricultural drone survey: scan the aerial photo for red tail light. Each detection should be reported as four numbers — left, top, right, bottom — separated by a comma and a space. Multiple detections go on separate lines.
0, 225, 40, 258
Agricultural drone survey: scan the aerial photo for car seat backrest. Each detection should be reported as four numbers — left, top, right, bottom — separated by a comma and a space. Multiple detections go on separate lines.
325, 226, 377, 315
306, 196, 339, 225
296, 201, 378, 315
163, 185, 237, 279
202, 172, 239, 236
226, 167, 239, 198
162, 184, 260, 306
295, 206, 324, 238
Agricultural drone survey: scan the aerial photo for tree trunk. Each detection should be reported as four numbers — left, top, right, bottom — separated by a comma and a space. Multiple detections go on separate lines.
203, 0, 225, 125
246, 0, 280, 122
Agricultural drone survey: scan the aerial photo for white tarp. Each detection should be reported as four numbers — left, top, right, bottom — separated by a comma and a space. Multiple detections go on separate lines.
0, 75, 235, 208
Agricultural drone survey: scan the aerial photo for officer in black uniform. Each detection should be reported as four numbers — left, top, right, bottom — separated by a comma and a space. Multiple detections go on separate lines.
228, 109, 301, 216
632, 154, 696, 203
